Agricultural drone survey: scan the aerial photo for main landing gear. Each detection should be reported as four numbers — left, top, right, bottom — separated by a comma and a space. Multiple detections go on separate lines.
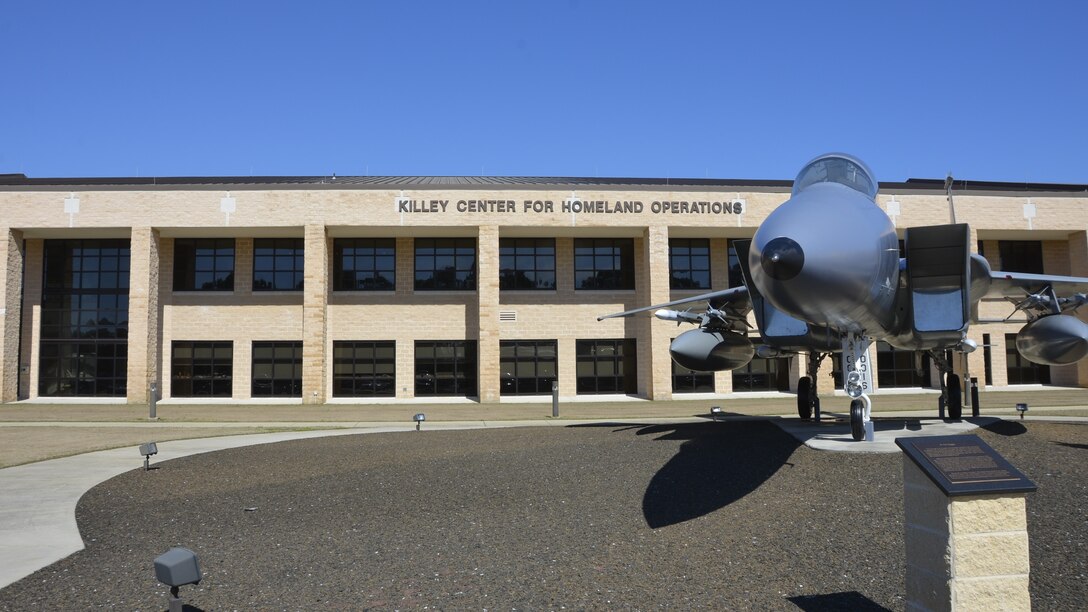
929, 350, 963, 420
797, 352, 828, 421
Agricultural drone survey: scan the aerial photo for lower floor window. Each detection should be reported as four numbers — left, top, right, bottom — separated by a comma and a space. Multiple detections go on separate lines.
732, 356, 790, 392
1005, 333, 1050, 384
172, 341, 233, 397
672, 359, 714, 393
333, 341, 396, 397
500, 340, 557, 395
38, 341, 127, 397
576, 339, 637, 394
415, 341, 477, 396
876, 342, 931, 388
252, 341, 303, 397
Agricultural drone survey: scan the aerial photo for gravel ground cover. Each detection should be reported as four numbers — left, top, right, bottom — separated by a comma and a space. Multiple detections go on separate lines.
0, 420, 1083, 610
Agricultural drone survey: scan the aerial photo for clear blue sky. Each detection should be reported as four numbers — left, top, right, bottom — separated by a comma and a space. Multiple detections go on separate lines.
3, 1, 1086, 183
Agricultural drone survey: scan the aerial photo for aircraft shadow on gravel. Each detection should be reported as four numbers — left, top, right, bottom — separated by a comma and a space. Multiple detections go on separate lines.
569, 420, 801, 528
788, 591, 890, 611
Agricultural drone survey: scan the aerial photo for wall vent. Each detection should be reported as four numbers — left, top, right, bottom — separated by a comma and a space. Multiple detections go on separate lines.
499, 311, 517, 322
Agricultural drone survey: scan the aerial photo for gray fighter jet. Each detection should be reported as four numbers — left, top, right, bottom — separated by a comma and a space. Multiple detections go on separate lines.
600, 153, 1088, 440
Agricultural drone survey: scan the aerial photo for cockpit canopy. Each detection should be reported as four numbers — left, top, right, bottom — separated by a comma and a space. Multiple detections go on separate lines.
791, 153, 878, 199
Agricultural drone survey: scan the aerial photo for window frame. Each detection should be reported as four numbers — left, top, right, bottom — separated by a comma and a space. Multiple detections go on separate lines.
499, 238, 556, 291
332, 340, 396, 397
333, 238, 396, 292
574, 238, 635, 291
414, 340, 478, 397
38, 239, 130, 397
252, 238, 304, 292
171, 341, 233, 398
575, 339, 637, 395
251, 341, 303, 397
669, 238, 712, 291
500, 340, 558, 395
414, 238, 477, 291
173, 238, 235, 292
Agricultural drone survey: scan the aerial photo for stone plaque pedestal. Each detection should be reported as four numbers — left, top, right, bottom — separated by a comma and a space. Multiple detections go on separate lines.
899, 435, 1035, 611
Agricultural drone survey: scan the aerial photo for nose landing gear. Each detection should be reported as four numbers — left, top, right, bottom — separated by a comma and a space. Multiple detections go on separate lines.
843, 334, 874, 441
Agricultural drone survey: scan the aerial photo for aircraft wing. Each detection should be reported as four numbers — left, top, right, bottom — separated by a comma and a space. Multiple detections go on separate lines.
597, 286, 751, 321
987, 269, 1088, 298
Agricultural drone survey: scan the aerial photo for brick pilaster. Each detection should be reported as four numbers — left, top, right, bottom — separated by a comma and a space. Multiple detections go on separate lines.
126, 227, 161, 403
303, 225, 329, 404
644, 226, 672, 400
19, 240, 42, 399
0, 229, 24, 402
477, 225, 500, 402
1070, 231, 1088, 388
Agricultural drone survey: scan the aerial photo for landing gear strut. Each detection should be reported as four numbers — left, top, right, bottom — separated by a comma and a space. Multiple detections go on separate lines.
797, 352, 828, 421
929, 350, 963, 420
842, 334, 874, 441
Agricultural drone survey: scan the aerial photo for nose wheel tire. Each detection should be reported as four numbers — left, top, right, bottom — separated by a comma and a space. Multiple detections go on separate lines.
946, 374, 962, 420
797, 376, 813, 420
850, 399, 865, 441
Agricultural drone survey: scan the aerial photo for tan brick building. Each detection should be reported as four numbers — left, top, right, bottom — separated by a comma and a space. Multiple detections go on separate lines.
1, 173, 1085, 406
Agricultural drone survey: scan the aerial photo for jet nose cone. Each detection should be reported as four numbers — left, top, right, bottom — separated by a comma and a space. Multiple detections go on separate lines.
760, 237, 805, 281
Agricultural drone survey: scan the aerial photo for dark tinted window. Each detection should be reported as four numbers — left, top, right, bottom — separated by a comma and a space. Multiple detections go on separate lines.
332, 341, 396, 397
574, 238, 634, 290
172, 341, 233, 397
575, 339, 637, 394
998, 241, 1044, 274
415, 341, 477, 396
39, 239, 130, 397
500, 238, 556, 290
253, 238, 303, 291
415, 238, 476, 291
251, 341, 302, 397
334, 238, 396, 291
500, 340, 557, 395
174, 238, 235, 291
669, 238, 711, 290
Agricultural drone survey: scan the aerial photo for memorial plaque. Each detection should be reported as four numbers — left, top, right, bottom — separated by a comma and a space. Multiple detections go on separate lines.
896, 434, 1037, 496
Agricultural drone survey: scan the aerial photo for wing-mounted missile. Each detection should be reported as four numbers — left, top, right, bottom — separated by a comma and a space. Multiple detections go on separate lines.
654, 309, 704, 325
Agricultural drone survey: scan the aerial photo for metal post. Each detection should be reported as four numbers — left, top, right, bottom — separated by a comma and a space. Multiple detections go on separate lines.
149, 382, 158, 420
551, 380, 559, 418
970, 377, 980, 418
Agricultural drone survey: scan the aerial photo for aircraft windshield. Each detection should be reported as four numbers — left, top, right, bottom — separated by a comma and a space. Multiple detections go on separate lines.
791, 154, 877, 198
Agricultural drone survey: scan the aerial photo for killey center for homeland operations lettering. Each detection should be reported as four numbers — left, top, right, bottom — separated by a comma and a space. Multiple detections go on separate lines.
396, 198, 746, 215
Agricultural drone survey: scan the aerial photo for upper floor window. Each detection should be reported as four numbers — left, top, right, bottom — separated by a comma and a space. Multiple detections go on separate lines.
727, 240, 744, 288
174, 238, 234, 291
334, 238, 395, 291
253, 238, 304, 291
669, 238, 711, 290
415, 238, 476, 291
574, 238, 634, 290
500, 238, 556, 290
998, 241, 1044, 274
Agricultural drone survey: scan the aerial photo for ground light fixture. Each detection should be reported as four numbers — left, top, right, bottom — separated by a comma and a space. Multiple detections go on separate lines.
139, 442, 158, 471
710, 406, 723, 422
153, 546, 201, 612
414, 413, 426, 431
1016, 403, 1029, 420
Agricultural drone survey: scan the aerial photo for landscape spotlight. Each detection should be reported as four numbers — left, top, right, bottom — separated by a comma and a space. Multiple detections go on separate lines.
413, 413, 426, 431
153, 546, 201, 612
1016, 403, 1029, 420
139, 442, 158, 471
710, 406, 723, 422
